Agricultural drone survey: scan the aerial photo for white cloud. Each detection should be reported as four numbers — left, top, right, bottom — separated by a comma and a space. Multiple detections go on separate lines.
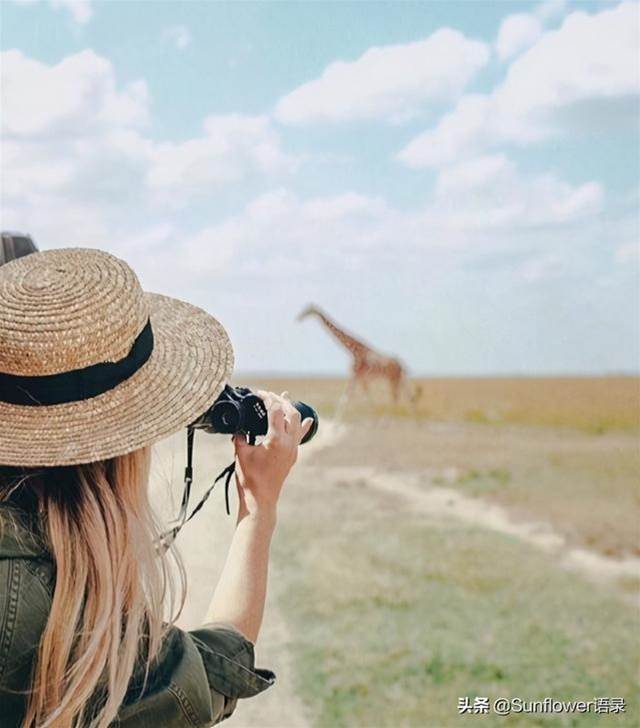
615, 241, 640, 264
1, 49, 149, 137
1, 49, 297, 238
10, 0, 92, 24
497, 2, 639, 127
146, 114, 297, 205
302, 191, 389, 221
434, 154, 512, 195
496, 13, 543, 61
215, 188, 394, 260
535, 0, 567, 23
1, 50, 154, 251
0, 47, 302, 311
494, 0, 567, 65
519, 253, 565, 282
123, 223, 237, 293
52, 0, 92, 24
275, 28, 489, 125
162, 25, 192, 50
429, 155, 604, 234
399, 2, 640, 167
139, 160, 604, 289
43, 188, 398, 300
1, 11, 635, 376
398, 94, 491, 168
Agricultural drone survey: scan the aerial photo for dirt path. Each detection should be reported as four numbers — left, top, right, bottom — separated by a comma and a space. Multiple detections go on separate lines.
149, 420, 345, 728
223, 421, 345, 728
326, 463, 640, 603
224, 558, 310, 728
150, 417, 637, 726
307, 419, 640, 598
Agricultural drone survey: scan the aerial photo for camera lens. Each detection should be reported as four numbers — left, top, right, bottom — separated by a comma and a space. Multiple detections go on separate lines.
209, 401, 241, 433
293, 401, 319, 444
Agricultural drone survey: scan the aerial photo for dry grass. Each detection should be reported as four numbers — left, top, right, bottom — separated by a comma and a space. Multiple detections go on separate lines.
305, 419, 639, 559
163, 375, 640, 727
224, 375, 640, 726
274, 461, 640, 728
415, 376, 640, 433
237, 376, 640, 558
239, 375, 640, 433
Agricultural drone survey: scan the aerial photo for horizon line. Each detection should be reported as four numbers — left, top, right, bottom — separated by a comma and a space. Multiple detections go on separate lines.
233, 371, 640, 380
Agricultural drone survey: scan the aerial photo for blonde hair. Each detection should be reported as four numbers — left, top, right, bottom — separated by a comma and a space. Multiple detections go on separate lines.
0, 448, 185, 727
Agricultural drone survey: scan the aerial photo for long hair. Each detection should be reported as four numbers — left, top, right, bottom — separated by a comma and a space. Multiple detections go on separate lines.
0, 448, 186, 727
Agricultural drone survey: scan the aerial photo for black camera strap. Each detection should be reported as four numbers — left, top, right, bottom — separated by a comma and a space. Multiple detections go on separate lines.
156, 428, 253, 552
174, 426, 195, 526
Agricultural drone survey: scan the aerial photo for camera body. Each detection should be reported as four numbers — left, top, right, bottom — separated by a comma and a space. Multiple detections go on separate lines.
1, 232, 38, 266
195, 385, 318, 444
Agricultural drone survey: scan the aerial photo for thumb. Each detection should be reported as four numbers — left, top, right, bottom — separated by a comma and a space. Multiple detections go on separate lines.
300, 417, 314, 442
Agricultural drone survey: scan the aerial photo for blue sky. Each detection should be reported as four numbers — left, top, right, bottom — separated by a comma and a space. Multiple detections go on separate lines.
1, 0, 638, 375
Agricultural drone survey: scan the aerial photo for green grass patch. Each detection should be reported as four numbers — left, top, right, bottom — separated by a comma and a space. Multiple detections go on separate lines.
273, 483, 639, 727
454, 468, 512, 496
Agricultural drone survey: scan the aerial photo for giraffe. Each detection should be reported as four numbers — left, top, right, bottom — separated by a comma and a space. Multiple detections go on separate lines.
297, 304, 415, 406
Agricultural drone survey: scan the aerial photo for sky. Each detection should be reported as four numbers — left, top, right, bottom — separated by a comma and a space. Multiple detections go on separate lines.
1, 0, 638, 376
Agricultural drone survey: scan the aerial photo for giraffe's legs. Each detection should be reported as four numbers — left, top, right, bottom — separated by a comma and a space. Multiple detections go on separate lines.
358, 375, 375, 405
390, 370, 412, 405
408, 379, 422, 411
335, 376, 356, 422
389, 375, 401, 404
388, 373, 420, 411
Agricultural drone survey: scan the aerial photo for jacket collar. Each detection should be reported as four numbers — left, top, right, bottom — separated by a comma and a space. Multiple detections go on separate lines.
0, 503, 50, 559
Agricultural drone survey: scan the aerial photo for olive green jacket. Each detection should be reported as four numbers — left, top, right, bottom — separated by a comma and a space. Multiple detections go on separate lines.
0, 504, 276, 727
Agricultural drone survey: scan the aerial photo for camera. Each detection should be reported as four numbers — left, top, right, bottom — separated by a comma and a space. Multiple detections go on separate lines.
194, 385, 319, 444
156, 386, 320, 546
1, 232, 38, 266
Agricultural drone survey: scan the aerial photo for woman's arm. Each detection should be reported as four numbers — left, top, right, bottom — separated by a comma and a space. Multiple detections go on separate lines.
204, 509, 276, 643
205, 392, 312, 643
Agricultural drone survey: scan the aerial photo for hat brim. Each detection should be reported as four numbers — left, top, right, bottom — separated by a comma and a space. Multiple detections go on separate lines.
0, 293, 234, 467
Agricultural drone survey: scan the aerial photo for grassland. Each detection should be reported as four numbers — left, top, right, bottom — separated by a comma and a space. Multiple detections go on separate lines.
300, 418, 639, 559
242, 376, 640, 558
273, 461, 639, 728
241, 375, 640, 433
232, 375, 640, 727
148, 373, 638, 726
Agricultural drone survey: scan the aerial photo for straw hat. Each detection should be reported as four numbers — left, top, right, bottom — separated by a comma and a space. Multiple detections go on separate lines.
0, 248, 234, 467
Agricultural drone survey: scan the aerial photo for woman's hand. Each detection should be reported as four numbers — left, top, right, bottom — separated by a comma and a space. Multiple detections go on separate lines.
232, 391, 313, 523
207, 390, 312, 641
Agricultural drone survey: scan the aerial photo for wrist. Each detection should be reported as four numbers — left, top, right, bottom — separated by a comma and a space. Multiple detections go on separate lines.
237, 505, 278, 533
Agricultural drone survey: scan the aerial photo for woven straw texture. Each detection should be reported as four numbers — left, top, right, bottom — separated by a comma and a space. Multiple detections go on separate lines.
0, 248, 234, 466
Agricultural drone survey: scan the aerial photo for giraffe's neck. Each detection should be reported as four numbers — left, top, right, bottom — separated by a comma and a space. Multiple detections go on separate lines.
313, 312, 369, 357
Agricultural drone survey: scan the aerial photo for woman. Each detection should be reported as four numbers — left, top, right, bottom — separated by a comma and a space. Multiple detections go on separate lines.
0, 248, 312, 727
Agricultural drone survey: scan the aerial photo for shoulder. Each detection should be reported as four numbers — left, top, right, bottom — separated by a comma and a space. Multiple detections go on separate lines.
0, 503, 51, 559
0, 504, 53, 691
117, 622, 276, 727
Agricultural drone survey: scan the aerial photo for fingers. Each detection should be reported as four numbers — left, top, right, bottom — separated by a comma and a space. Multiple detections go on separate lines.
283, 399, 301, 430
258, 390, 284, 438
257, 389, 274, 410
259, 390, 299, 436
257, 390, 311, 445
266, 403, 287, 441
